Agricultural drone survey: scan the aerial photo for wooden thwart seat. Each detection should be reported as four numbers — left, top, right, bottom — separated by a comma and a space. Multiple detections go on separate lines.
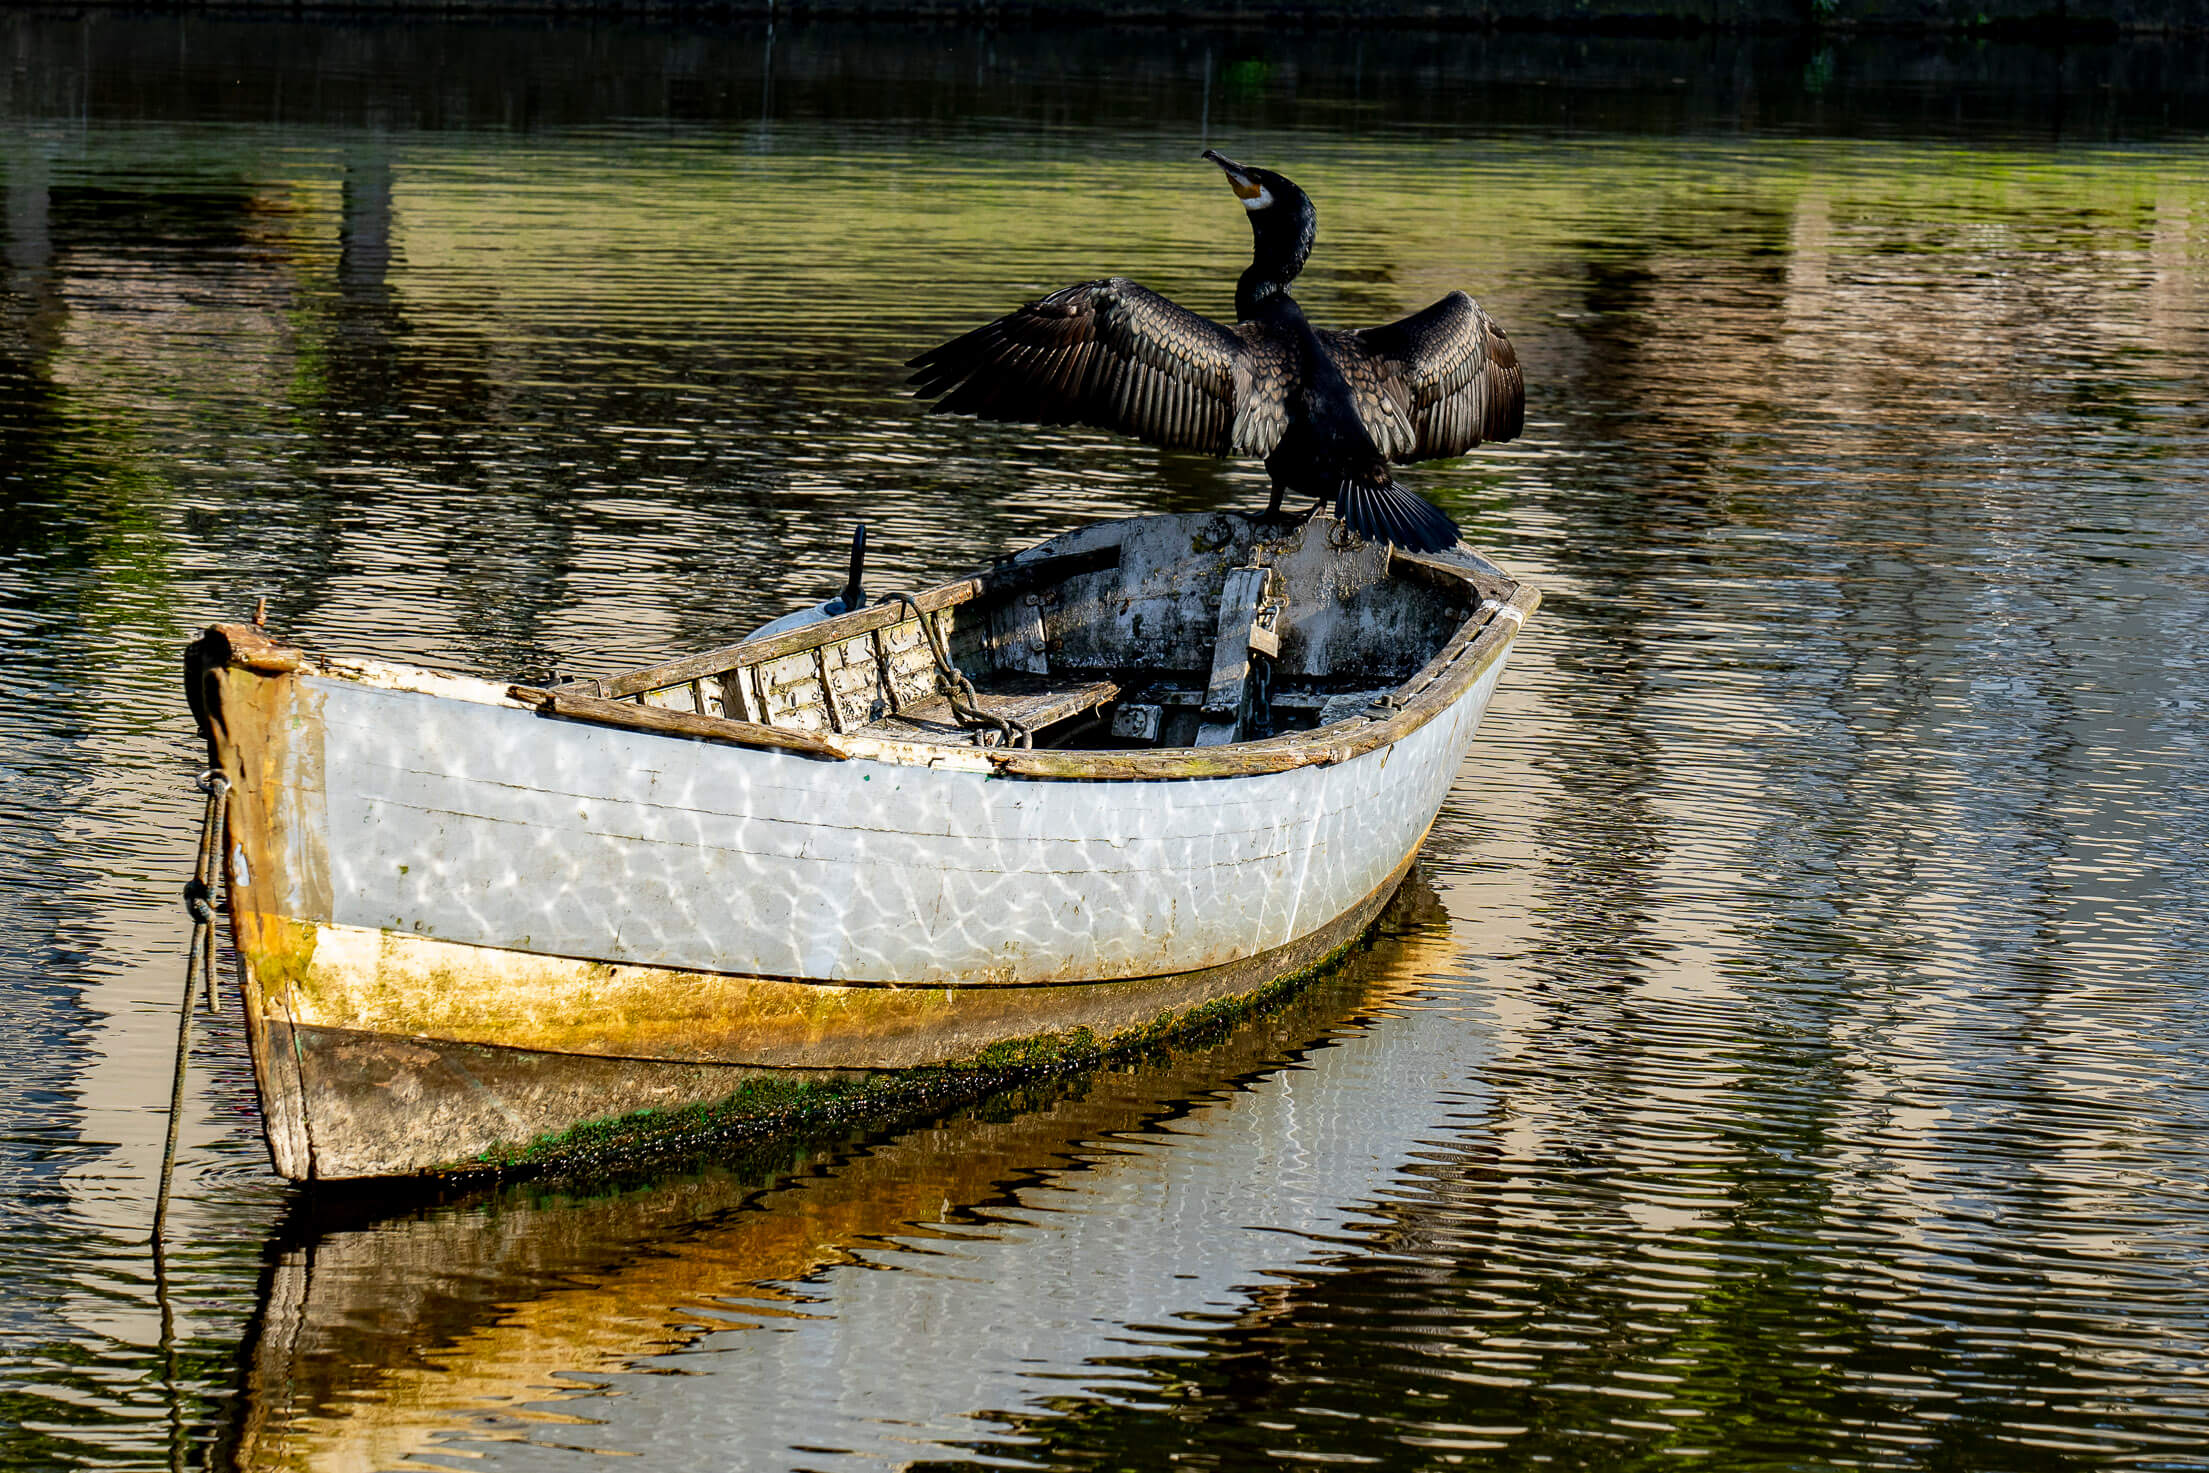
863, 676, 1122, 748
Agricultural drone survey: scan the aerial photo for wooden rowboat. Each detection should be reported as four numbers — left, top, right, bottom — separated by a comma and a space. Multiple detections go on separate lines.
184, 511, 1537, 1180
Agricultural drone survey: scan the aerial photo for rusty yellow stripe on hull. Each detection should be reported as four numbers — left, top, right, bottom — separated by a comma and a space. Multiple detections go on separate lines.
242, 848, 1421, 1181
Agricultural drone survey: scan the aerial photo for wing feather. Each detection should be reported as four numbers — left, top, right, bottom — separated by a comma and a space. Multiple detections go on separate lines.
909, 278, 1274, 455
1329, 291, 1524, 464
1228, 328, 1292, 458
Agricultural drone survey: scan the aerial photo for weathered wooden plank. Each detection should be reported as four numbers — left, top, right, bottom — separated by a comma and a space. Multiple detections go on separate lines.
758, 650, 817, 695
1391, 542, 1520, 607
757, 651, 830, 731
988, 593, 1052, 675
195, 622, 303, 675
823, 634, 886, 723
984, 743, 1334, 780
522, 689, 850, 760
869, 679, 1121, 747
940, 605, 986, 669
1259, 526, 1452, 682
884, 629, 941, 709
813, 648, 847, 734
716, 669, 758, 723
867, 628, 900, 715
1196, 565, 1274, 748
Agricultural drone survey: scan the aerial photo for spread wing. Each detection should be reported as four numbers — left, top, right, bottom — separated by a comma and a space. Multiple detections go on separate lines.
908, 278, 1289, 458
1329, 291, 1524, 464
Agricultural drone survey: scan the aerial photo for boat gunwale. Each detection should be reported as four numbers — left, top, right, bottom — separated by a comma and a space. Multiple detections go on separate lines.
190, 528, 1538, 785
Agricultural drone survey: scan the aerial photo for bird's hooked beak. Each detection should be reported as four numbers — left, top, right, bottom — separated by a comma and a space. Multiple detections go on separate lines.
1202, 149, 1271, 208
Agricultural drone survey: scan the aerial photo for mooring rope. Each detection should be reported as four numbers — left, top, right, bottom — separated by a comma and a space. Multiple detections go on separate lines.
884, 592, 1033, 749
153, 770, 229, 1248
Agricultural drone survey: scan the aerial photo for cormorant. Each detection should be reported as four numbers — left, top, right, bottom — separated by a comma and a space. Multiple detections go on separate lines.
907, 151, 1524, 554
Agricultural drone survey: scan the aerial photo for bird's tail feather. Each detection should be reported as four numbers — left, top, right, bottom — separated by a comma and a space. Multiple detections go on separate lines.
1335, 479, 1460, 554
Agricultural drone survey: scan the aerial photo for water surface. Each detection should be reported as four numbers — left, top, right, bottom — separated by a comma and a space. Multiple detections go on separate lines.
3, 16, 2208, 1472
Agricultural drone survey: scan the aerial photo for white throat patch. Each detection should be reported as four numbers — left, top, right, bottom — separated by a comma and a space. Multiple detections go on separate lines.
1240, 184, 1274, 212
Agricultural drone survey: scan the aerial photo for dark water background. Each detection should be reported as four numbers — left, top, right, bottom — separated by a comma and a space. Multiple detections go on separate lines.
4, 14, 2209, 1470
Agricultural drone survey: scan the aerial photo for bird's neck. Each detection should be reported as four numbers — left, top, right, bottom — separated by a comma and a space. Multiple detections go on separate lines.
1236, 269, 1300, 323
1237, 207, 1313, 321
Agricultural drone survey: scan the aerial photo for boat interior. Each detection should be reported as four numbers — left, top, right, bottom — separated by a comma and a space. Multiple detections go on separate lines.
545, 513, 1516, 755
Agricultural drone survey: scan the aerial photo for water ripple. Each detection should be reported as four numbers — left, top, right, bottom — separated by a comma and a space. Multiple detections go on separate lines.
5, 21, 2209, 1473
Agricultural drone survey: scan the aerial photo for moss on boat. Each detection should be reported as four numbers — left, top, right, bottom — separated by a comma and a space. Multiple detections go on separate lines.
451, 916, 1380, 1178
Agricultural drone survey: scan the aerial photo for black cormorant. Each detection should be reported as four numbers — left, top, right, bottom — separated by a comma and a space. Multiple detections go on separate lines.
907, 150, 1524, 554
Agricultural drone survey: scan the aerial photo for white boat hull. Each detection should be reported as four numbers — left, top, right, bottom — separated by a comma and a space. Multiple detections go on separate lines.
306, 656, 1507, 987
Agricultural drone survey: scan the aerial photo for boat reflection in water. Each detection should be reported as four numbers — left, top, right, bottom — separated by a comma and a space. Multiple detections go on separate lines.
221, 873, 1458, 1471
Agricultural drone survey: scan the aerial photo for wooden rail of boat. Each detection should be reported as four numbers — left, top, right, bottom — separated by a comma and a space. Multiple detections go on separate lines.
196, 523, 1534, 783
197, 531, 1531, 781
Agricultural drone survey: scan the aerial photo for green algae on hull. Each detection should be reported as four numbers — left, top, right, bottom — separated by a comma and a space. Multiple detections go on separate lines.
451, 918, 1379, 1178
